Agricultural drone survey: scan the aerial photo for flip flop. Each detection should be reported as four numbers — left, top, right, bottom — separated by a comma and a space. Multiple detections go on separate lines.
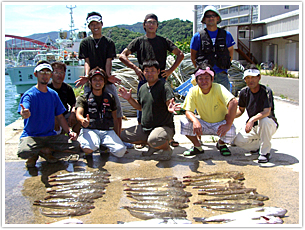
216, 142, 231, 156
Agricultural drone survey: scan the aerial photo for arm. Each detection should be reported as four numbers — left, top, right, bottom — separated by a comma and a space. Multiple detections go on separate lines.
245, 107, 271, 133
119, 48, 144, 80
67, 104, 77, 127
56, 114, 77, 140
185, 110, 203, 136
111, 110, 119, 136
105, 58, 121, 84
228, 46, 234, 62
118, 87, 142, 111
75, 58, 90, 87
236, 106, 245, 118
161, 48, 184, 79
190, 49, 198, 68
217, 98, 238, 137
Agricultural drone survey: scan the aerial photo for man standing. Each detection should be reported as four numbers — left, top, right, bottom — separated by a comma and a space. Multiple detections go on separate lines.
119, 60, 180, 161
190, 5, 235, 91
17, 61, 80, 168
76, 11, 126, 146
48, 61, 80, 134
75, 67, 126, 158
180, 63, 238, 156
233, 65, 278, 163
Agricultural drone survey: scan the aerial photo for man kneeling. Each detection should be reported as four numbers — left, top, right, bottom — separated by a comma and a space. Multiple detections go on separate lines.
180, 63, 238, 156
75, 67, 126, 158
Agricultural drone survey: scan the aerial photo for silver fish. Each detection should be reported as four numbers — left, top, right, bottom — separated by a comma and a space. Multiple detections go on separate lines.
124, 187, 186, 192
40, 208, 91, 217
202, 204, 264, 212
121, 205, 184, 212
124, 180, 184, 188
126, 209, 187, 220
34, 198, 94, 203
123, 176, 178, 182
44, 192, 104, 200
49, 179, 110, 186
202, 193, 269, 201
49, 170, 110, 178
198, 188, 257, 196
127, 194, 190, 203
33, 202, 95, 209
46, 184, 107, 193
48, 175, 110, 182
194, 200, 264, 206
48, 188, 105, 195
183, 171, 245, 180
127, 190, 192, 197
130, 201, 189, 209
49, 181, 109, 187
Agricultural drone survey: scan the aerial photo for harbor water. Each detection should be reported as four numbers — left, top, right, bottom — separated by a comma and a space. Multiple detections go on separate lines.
5, 74, 21, 126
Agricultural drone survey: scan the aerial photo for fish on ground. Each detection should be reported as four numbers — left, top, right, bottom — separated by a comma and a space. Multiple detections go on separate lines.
127, 194, 190, 203
193, 200, 264, 206
202, 204, 267, 212
122, 176, 178, 182
198, 188, 257, 196
48, 175, 110, 182
40, 208, 91, 217
130, 200, 189, 209
49, 170, 110, 178
33, 201, 95, 209
34, 198, 94, 203
44, 192, 104, 200
183, 171, 245, 180
46, 184, 107, 193
126, 208, 187, 220
124, 180, 184, 188
127, 190, 192, 197
201, 193, 269, 201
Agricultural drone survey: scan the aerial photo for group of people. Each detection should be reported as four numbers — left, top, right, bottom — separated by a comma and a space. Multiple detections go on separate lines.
17, 6, 278, 169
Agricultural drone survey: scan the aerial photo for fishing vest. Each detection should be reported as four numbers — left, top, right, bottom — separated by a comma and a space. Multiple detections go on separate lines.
196, 28, 231, 69
85, 92, 114, 130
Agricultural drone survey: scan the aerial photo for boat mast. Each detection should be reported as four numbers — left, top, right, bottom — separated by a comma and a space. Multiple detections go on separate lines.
66, 5, 76, 44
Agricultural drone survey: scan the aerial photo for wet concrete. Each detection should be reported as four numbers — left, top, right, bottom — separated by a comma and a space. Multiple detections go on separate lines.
4, 99, 300, 226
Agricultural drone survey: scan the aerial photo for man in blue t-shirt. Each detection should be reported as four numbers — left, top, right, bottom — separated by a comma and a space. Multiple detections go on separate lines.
190, 5, 235, 91
17, 61, 80, 168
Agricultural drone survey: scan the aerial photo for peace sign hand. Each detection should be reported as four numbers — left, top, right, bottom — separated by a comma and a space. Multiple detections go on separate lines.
20, 104, 31, 119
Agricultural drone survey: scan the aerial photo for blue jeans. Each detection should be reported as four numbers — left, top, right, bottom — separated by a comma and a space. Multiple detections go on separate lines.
214, 72, 230, 91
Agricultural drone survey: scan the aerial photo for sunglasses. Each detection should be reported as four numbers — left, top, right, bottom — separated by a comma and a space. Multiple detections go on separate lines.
38, 70, 52, 75
205, 14, 218, 18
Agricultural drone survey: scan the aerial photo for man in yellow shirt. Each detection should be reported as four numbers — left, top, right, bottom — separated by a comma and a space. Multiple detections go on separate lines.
180, 63, 238, 156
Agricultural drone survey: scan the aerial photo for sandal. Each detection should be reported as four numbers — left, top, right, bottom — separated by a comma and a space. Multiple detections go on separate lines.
216, 142, 231, 156
169, 140, 179, 147
135, 144, 146, 149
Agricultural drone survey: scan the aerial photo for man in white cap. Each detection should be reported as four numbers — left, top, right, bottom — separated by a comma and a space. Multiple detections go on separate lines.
180, 63, 238, 157
17, 60, 80, 168
233, 64, 278, 163
190, 5, 235, 91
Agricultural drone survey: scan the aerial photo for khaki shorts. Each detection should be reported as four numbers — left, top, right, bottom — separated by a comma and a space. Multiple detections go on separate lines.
17, 134, 81, 159
121, 125, 174, 148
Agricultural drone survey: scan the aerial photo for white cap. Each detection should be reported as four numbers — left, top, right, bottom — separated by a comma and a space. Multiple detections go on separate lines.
34, 63, 53, 72
243, 69, 260, 79
201, 5, 222, 24
87, 15, 102, 24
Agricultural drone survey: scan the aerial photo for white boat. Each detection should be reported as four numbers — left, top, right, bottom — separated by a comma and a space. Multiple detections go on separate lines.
6, 6, 86, 94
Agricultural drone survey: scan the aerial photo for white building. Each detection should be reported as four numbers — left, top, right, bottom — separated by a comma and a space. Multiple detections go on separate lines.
193, 4, 300, 71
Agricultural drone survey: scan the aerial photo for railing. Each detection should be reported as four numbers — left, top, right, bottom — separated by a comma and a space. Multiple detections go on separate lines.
237, 39, 258, 64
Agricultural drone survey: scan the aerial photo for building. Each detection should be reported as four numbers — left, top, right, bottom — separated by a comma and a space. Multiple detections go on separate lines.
193, 4, 300, 71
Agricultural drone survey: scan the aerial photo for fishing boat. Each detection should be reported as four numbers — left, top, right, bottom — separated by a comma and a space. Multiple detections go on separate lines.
6, 6, 86, 95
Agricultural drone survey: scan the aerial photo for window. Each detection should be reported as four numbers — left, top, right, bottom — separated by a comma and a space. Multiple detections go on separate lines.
239, 16, 249, 23
229, 6, 238, 14
220, 20, 229, 26
239, 31, 246, 38
285, 5, 289, 9
220, 8, 228, 15
229, 18, 238, 24
239, 5, 250, 11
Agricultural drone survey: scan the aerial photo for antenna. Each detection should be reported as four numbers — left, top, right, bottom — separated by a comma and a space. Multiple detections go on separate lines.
66, 5, 76, 39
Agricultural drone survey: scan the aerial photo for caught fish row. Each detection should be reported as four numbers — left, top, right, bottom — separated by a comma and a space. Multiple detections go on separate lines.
183, 171, 270, 213
122, 176, 190, 220
33, 170, 111, 218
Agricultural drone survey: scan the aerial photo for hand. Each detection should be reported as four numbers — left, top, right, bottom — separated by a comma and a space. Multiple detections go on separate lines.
20, 104, 31, 119
161, 69, 173, 80
68, 131, 78, 140
217, 123, 231, 137
108, 74, 121, 85
135, 68, 145, 81
193, 119, 203, 136
245, 120, 254, 133
82, 114, 90, 128
75, 75, 89, 88
68, 112, 77, 127
118, 87, 132, 101
168, 98, 181, 114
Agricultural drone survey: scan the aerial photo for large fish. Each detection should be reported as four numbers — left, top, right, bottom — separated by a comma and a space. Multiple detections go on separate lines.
193, 200, 264, 206
49, 171, 111, 178
201, 193, 269, 201
123, 176, 178, 182
48, 179, 110, 186
47, 188, 106, 195
49, 181, 110, 187
48, 175, 110, 182
40, 208, 91, 217
130, 201, 189, 209
198, 188, 257, 196
33, 201, 95, 209
184, 179, 244, 187
202, 204, 266, 212
193, 183, 245, 190
198, 187, 256, 193
44, 192, 104, 200
34, 198, 94, 203
194, 207, 287, 223
183, 171, 245, 180
46, 184, 107, 193
126, 209, 187, 220
127, 194, 190, 203
127, 190, 192, 197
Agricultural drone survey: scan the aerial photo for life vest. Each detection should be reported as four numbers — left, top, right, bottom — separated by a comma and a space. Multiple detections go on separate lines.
196, 28, 231, 69
85, 91, 114, 130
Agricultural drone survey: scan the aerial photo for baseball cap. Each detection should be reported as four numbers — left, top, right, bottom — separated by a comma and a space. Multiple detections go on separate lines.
243, 69, 260, 79
34, 62, 53, 72
88, 67, 107, 81
144, 13, 158, 22
87, 15, 102, 24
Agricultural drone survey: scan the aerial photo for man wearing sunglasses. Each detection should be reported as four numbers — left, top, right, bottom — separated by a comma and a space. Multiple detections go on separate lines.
190, 5, 235, 91
17, 61, 80, 168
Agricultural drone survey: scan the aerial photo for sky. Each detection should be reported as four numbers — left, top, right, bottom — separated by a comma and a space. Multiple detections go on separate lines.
3, 2, 195, 38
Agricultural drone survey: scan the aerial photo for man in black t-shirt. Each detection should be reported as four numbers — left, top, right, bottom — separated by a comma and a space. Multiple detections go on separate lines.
49, 62, 80, 134
233, 65, 278, 163
118, 60, 180, 161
